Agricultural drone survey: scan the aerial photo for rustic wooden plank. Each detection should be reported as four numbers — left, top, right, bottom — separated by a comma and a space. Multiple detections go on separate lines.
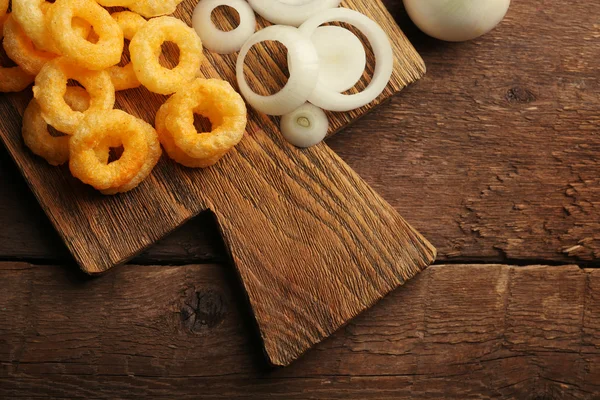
1, 375, 585, 400
0, 145, 225, 263
329, 0, 600, 264
0, 145, 68, 261
1, 0, 598, 266
1, 263, 599, 398
0, 144, 223, 263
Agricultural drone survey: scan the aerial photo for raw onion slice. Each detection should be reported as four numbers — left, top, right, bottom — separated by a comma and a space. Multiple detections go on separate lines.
309, 25, 366, 93
192, 0, 256, 54
299, 8, 394, 112
247, 0, 342, 27
236, 25, 319, 116
281, 102, 328, 148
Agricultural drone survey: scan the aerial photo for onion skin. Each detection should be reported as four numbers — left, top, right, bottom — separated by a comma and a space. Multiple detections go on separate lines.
403, 0, 511, 42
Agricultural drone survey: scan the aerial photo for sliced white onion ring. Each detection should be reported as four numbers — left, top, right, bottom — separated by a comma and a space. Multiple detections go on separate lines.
299, 8, 394, 112
281, 103, 329, 148
288, 26, 366, 92
310, 25, 366, 93
192, 0, 256, 54
236, 25, 319, 116
247, 0, 342, 27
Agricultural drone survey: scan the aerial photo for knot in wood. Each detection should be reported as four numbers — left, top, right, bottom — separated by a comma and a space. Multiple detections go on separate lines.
181, 288, 227, 334
506, 86, 537, 104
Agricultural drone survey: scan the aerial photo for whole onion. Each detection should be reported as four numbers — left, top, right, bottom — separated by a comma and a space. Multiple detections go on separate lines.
403, 0, 511, 42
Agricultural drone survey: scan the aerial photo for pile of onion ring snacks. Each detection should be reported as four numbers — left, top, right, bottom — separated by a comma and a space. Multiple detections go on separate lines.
2, 0, 248, 195
191, 0, 394, 148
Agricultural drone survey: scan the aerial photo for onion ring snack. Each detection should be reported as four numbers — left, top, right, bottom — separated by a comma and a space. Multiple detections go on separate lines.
0, 62, 34, 92
47, 0, 123, 70
23, 87, 90, 166
298, 8, 394, 112
236, 25, 319, 116
96, 0, 137, 6
11, 1, 92, 53
129, 0, 184, 18
192, 0, 256, 54
0, 15, 35, 92
164, 78, 247, 161
69, 110, 155, 192
108, 11, 146, 91
156, 99, 228, 168
95, 115, 162, 195
12, 0, 57, 52
0, 0, 8, 20
3, 15, 57, 75
130, 16, 203, 95
98, 131, 162, 195
248, 0, 342, 27
45, 2, 95, 44
33, 58, 115, 134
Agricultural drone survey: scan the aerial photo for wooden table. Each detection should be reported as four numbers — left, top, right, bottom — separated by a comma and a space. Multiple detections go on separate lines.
1, 1, 598, 398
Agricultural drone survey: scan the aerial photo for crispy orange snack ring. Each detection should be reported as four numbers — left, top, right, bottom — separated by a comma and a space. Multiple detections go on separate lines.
33, 58, 115, 135
129, 0, 184, 18
3, 14, 57, 75
156, 99, 227, 168
0, 0, 8, 19
0, 15, 35, 92
23, 86, 90, 166
108, 11, 146, 91
70, 110, 152, 191
99, 123, 162, 195
47, 0, 123, 70
12, 0, 58, 52
97, 0, 137, 7
130, 16, 203, 95
165, 78, 247, 160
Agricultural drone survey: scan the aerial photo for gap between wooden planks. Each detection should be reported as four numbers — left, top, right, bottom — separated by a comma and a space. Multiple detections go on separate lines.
1, 262, 599, 399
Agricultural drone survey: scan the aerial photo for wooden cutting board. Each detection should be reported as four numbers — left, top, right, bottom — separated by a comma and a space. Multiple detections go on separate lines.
0, 0, 435, 366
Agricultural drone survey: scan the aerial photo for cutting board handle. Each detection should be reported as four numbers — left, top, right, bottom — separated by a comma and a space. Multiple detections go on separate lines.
201, 132, 436, 366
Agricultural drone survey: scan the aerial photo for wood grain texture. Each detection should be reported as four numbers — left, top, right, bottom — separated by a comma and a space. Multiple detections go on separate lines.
0, 0, 435, 366
1, 262, 599, 399
1, 0, 598, 266
329, 0, 600, 264
0, 0, 425, 272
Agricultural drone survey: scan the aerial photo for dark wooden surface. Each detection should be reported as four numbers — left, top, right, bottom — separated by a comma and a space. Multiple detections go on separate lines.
2, 263, 600, 399
1, 0, 599, 397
